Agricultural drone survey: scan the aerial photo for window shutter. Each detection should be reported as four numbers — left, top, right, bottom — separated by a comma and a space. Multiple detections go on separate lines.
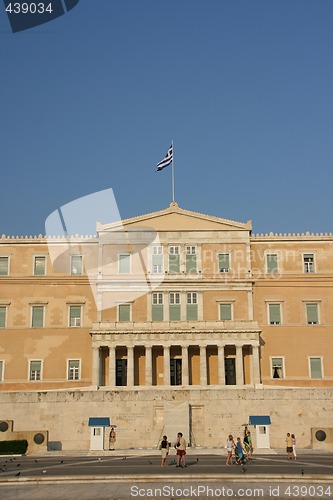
186, 254, 197, 273
169, 254, 180, 273
152, 305, 163, 321
267, 254, 278, 273
30, 361, 41, 372
269, 304, 281, 324
186, 304, 198, 321
119, 304, 130, 321
218, 254, 230, 272
71, 255, 82, 275
152, 254, 163, 267
306, 304, 318, 324
70, 306, 81, 326
119, 255, 130, 273
34, 257, 46, 275
220, 304, 232, 320
32, 306, 44, 327
0, 307, 6, 328
0, 257, 8, 275
170, 305, 181, 321
310, 358, 322, 379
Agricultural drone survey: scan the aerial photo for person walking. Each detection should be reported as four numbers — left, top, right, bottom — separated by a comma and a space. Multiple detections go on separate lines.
246, 430, 253, 459
291, 433, 297, 461
286, 432, 293, 460
225, 434, 235, 465
244, 430, 253, 459
175, 432, 186, 468
159, 435, 169, 467
235, 437, 246, 465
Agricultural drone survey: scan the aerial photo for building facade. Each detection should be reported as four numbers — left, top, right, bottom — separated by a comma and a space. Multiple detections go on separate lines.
1, 203, 332, 451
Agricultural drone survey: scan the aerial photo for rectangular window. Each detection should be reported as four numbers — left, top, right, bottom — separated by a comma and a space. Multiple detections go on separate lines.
218, 253, 230, 273
169, 246, 180, 273
67, 360, 80, 381
306, 303, 319, 324
186, 246, 197, 274
71, 255, 83, 275
169, 292, 181, 321
303, 254, 315, 273
29, 360, 42, 381
310, 357, 322, 379
271, 357, 284, 379
0, 257, 9, 276
220, 303, 232, 321
31, 306, 44, 328
0, 360, 3, 381
268, 303, 281, 325
69, 305, 82, 327
186, 292, 198, 320
152, 292, 163, 321
267, 254, 278, 274
0, 306, 6, 328
119, 254, 130, 274
34, 256, 46, 276
118, 304, 131, 322
152, 246, 163, 274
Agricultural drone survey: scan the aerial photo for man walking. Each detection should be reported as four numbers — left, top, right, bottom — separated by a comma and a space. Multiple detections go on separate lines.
286, 432, 293, 460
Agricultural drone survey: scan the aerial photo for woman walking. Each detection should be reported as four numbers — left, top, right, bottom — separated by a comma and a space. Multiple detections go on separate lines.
159, 435, 169, 467
226, 434, 235, 465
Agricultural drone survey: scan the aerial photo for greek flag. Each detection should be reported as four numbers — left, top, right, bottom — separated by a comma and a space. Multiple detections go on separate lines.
156, 145, 173, 171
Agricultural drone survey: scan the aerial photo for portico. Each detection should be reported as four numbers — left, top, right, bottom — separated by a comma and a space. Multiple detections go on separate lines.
90, 320, 261, 388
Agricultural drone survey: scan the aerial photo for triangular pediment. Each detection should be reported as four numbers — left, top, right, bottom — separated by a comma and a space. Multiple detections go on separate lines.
97, 202, 251, 232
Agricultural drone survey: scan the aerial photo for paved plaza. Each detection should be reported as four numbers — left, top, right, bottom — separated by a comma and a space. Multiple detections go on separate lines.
0, 450, 332, 499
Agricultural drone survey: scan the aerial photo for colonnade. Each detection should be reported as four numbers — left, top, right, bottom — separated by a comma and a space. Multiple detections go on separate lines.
92, 342, 261, 387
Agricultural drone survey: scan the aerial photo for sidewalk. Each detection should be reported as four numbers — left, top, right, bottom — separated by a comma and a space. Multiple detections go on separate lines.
32, 446, 277, 457
30, 446, 332, 458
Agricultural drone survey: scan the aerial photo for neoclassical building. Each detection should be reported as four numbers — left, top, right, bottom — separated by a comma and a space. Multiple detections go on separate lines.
1, 203, 332, 451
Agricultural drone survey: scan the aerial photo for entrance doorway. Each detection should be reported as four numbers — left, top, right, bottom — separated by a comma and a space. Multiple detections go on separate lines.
170, 359, 182, 385
116, 359, 127, 386
225, 358, 236, 385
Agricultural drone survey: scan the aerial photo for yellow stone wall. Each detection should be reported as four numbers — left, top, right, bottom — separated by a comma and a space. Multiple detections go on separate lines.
1, 204, 333, 391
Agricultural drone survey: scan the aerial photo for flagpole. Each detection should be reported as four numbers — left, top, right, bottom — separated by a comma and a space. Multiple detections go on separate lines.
171, 140, 175, 202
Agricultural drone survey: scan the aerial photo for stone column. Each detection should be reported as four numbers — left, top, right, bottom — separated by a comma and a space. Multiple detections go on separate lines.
200, 345, 207, 386
108, 346, 116, 387
145, 346, 152, 386
235, 345, 244, 386
251, 344, 261, 385
163, 346, 170, 386
92, 346, 100, 386
127, 346, 134, 387
218, 345, 225, 385
182, 345, 189, 386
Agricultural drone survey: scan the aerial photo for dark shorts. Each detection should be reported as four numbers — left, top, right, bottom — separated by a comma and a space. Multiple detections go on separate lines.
287, 447, 293, 453
177, 449, 186, 456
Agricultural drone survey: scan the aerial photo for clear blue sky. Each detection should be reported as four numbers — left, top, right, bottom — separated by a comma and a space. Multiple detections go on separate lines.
1, 0, 332, 236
